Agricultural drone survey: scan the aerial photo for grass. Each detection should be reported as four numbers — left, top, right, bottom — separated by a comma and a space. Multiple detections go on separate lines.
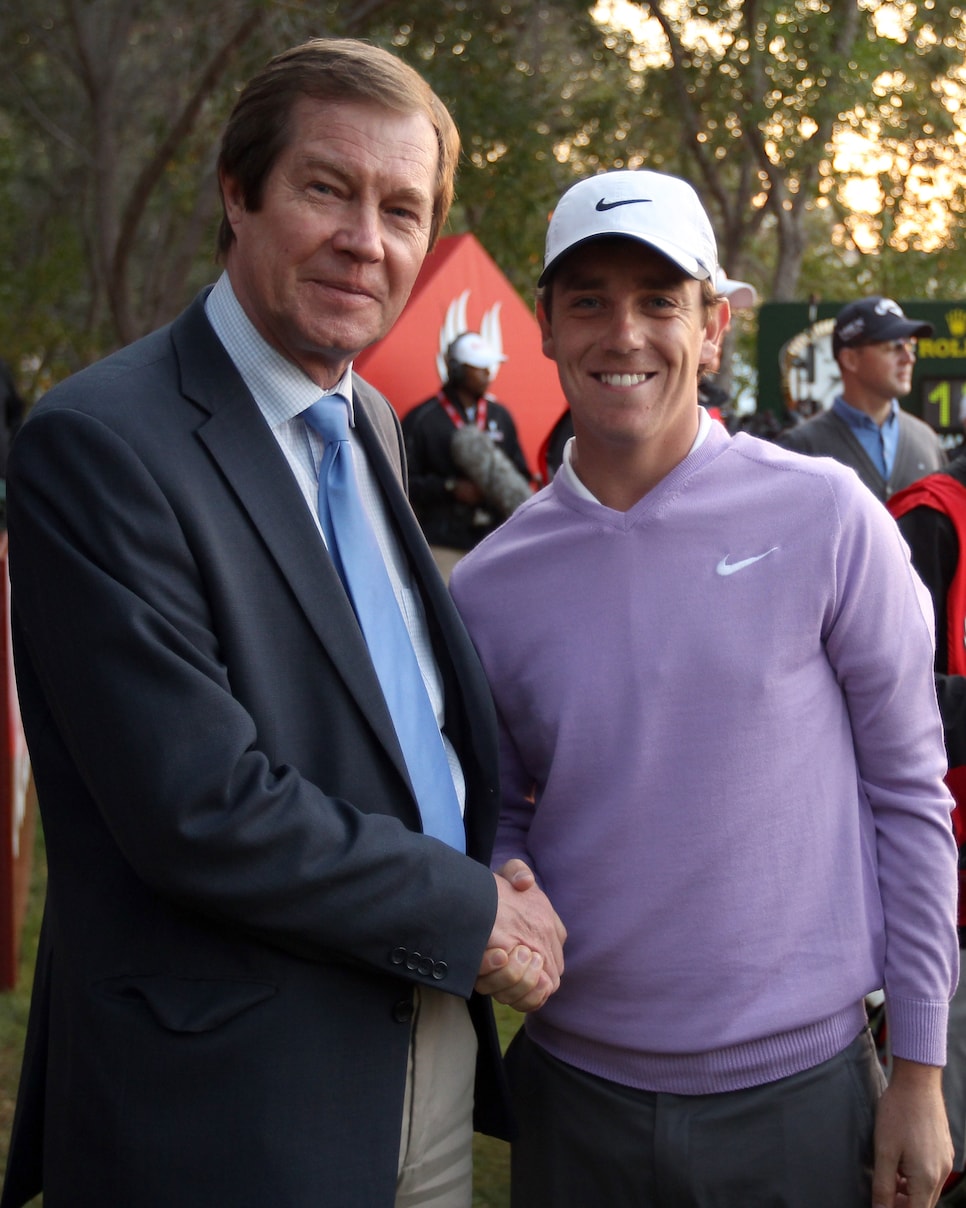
0, 813, 517, 1207
472, 1003, 521, 1207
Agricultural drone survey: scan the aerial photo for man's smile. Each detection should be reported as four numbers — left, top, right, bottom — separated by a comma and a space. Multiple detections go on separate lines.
595, 371, 657, 387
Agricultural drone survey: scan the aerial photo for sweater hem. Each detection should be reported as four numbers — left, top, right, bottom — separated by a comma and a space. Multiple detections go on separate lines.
525, 1001, 870, 1095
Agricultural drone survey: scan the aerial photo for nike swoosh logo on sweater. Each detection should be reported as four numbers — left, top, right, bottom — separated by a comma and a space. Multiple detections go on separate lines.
716, 548, 779, 576
595, 197, 653, 211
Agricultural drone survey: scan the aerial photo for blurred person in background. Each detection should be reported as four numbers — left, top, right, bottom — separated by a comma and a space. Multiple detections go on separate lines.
780, 296, 945, 500
404, 331, 532, 581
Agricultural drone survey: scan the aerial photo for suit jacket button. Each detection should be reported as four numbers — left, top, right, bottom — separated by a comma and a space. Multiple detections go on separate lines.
392, 998, 415, 1024
432, 962, 448, 981
390, 947, 407, 966
405, 951, 421, 972
416, 957, 434, 978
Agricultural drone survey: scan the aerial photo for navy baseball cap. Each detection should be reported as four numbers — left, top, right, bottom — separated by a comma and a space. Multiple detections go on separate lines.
832, 296, 933, 356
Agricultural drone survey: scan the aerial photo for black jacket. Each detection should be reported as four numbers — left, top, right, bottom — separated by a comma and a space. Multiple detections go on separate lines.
403, 386, 531, 549
2, 291, 508, 1208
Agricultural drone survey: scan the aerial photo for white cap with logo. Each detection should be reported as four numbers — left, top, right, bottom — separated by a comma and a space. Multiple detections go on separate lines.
539, 169, 719, 286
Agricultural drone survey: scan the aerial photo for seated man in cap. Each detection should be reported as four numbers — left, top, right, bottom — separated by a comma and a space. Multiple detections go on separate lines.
780, 296, 945, 500
404, 331, 532, 580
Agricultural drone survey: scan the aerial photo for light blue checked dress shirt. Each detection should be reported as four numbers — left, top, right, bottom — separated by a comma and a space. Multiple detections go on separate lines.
204, 273, 465, 815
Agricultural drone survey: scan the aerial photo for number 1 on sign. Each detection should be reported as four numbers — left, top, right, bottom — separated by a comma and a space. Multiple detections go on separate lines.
927, 380, 952, 429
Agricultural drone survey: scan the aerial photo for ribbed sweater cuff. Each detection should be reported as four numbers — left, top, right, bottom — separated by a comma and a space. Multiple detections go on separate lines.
888, 995, 950, 1067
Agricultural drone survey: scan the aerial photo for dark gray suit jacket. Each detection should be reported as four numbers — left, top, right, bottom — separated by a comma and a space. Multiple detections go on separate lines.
779, 406, 946, 501
1, 291, 508, 1207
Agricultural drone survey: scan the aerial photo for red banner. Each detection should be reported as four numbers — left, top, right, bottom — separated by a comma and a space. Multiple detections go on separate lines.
0, 533, 34, 989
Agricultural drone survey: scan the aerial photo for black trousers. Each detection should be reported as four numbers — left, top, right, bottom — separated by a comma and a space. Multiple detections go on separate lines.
506, 1028, 885, 1208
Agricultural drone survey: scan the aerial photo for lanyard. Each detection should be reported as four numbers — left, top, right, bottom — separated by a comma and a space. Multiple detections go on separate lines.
437, 391, 489, 431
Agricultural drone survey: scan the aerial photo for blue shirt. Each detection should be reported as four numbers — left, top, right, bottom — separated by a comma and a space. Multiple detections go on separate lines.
831, 395, 900, 479
204, 273, 465, 811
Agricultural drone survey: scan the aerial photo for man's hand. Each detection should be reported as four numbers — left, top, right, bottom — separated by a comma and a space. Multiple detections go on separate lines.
474, 859, 566, 1013
872, 1057, 952, 1208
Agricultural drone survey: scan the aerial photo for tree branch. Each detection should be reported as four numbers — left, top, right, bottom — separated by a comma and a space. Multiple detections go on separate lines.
109, 8, 266, 341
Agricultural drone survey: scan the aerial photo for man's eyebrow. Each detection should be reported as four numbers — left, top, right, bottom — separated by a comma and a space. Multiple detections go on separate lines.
556, 271, 605, 291
556, 269, 686, 291
298, 153, 343, 174
297, 155, 431, 208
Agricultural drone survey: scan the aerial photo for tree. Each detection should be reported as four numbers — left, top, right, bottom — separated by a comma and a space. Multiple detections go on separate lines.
3, 0, 966, 405
602, 0, 966, 303
3, 0, 255, 384
371, 0, 627, 296
0, 0, 621, 393
0, 0, 413, 391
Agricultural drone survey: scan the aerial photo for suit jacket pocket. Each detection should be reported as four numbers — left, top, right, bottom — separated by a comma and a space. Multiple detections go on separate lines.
94, 973, 277, 1033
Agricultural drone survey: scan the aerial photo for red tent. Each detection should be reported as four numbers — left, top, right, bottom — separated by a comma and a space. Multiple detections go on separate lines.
354, 233, 568, 475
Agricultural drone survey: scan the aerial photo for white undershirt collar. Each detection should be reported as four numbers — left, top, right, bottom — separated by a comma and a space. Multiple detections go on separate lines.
560, 405, 713, 504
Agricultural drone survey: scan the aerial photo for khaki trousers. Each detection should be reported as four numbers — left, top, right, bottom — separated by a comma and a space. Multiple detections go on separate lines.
396, 987, 477, 1207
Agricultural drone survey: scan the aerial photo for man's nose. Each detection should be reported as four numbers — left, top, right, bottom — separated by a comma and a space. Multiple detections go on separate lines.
331, 203, 384, 260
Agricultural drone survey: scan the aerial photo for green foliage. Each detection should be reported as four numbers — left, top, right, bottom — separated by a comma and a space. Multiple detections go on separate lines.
604, 1, 966, 303
1, 0, 966, 405
472, 1002, 520, 1206
367, 1, 626, 296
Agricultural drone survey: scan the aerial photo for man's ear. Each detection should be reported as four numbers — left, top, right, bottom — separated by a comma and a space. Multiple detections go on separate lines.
701, 298, 730, 368
536, 298, 556, 363
837, 347, 858, 376
219, 169, 246, 229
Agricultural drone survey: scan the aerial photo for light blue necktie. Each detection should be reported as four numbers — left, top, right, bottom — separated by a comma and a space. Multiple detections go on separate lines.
304, 395, 465, 852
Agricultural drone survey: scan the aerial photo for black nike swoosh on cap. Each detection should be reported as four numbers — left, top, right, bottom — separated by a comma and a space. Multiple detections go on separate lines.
595, 197, 653, 211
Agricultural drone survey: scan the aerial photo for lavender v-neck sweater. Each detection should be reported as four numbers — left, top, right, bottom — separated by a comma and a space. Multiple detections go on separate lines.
451, 420, 959, 1095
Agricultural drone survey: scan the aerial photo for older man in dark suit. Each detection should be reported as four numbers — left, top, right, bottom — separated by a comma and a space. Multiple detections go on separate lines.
0, 38, 564, 1208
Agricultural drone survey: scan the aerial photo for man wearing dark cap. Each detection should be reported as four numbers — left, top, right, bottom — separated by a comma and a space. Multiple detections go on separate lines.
781, 296, 945, 500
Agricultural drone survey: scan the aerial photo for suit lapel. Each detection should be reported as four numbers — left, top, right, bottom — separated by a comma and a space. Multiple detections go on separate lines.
170, 296, 409, 786
352, 391, 471, 701
353, 387, 501, 855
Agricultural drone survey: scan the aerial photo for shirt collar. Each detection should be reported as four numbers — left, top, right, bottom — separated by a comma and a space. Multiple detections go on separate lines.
832, 394, 899, 431
205, 273, 355, 426
560, 405, 713, 504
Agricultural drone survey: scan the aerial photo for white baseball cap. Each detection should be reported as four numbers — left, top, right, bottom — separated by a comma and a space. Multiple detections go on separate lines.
447, 332, 507, 369
715, 268, 758, 310
539, 169, 718, 286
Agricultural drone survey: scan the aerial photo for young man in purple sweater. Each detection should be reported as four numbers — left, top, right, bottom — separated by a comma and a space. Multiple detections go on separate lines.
450, 169, 959, 1208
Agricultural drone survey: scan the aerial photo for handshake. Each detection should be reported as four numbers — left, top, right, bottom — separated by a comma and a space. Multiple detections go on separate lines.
475, 860, 567, 1014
